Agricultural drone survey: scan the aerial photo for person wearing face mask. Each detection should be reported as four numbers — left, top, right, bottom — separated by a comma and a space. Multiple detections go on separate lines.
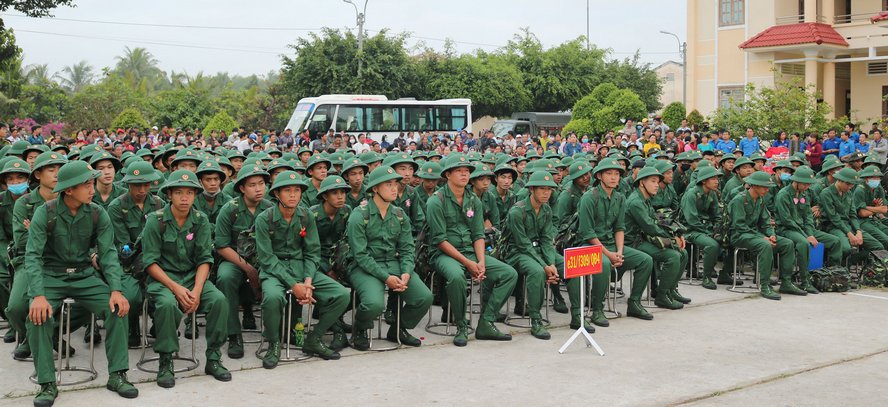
0, 158, 31, 344
194, 161, 230, 224
774, 166, 842, 294
348, 166, 432, 350
625, 166, 689, 310
853, 166, 888, 249
763, 160, 796, 215
819, 168, 882, 268
107, 161, 165, 347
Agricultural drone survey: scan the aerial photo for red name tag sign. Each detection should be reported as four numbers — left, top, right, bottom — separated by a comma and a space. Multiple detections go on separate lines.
563, 245, 603, 279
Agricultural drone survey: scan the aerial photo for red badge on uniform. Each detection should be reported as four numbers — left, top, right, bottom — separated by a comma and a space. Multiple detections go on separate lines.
299, 227, 306, 237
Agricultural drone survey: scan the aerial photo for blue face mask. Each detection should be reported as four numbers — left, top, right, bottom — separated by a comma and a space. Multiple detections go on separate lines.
7, 182, 28, 195
582, 138, 588, 143
867, 180, 881, 189
779, 173, 791, 182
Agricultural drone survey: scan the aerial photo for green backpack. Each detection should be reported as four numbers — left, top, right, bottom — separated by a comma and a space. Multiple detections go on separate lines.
860, 250, 888, 287
810, 266, 851, 292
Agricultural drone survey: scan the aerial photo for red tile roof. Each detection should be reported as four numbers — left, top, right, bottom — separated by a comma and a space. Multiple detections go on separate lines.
738, 23, 848, 49
871, 12, 888, 23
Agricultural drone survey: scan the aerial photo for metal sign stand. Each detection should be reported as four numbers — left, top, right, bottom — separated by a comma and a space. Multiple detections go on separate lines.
558, 275, 604, 356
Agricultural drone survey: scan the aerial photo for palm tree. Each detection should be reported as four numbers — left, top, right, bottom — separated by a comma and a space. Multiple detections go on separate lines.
114, 46, 160, 83
55, 60, 95, 92
23, 63, 53, 86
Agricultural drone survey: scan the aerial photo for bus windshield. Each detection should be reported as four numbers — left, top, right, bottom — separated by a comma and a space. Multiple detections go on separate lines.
285, 103, 314, 132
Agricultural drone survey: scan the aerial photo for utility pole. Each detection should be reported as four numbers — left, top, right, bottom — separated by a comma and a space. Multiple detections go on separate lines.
586, 0, 590, 51
660, 30, 687, 107
343, 0, 368, 91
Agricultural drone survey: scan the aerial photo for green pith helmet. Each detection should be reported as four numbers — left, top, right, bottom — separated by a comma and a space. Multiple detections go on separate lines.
633, 166, 663, 186
53, 160, 100, 193
525, 171, 558, 188
834, 167, 860, 184
653, 160, 674, 175
417, 161, 443, 180
719, 154, 737, 164
196, 160, 227, 183
266, 159, 295, 173
342, 158, 369, 176
0, 158, 30, 178
365, 165, 403, 189
234, 164, 270, 192
160, 170, 203, 195
790, 166, 817, 184
858, 165, 882, 179
470, 163, 494, 179
317, 175, 351, 197
358, 151, 383, 165
30, 151, 68, 185
122, 161, 161, 184
566, 161, 594, 182
440, 153, 475, 174
306, 154, 332, 172
7, 140, 30, 156
819, 160, 844, 176
592, 157, 626, 177
732, 157, 754, 173
773, 160, 794, 172
695, 166, 721, 185
383, 153, 419, 172
492, 162, 518, 181
89, 151, 122, 172
744, 171, 774, 187
269, 171, 308, 194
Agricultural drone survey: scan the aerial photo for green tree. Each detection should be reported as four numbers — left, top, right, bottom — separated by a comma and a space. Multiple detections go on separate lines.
0, 20, 22, 117
111, 107, 148, 130
23, 63, 52, 86
66, 76, 145, 130
601, 53, 663, 112
280, 28, 420, 101
55, 60, 94, 93
660, 101, 686, 131
686, 109, 704, 127
0, 0, 74, 17
149, 87, 214, 130
563, 118, 594, 136
572, 85, 646, 135
203, 110, 238, 135
17, 83, 69, 122
112, 47, 164, 94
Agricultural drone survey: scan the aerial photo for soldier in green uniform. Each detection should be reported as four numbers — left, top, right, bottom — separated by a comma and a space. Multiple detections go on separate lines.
427, 154, 517, 346
809, 159, 842, 208
107, 161, 165, 347
384, 153, 426, 228
348, 166, 432, 350
266, 159, 295, 184
726, 171, 796, 300
491, 163, 518, 227
722, 156, 754, 201
194, 160, 229, 224
342, 158, 369, 209
774, 165, 842, 294
26, 160, 138, 406
170, 149, 201, 173
143, 169, 231, 387
819, 167, 882, 261
256, 170, 349, 365
303, 155, 330, 207
764, 160, 795, 214
503, 171, 584, 339
680, 166, 730, 289
90, 152, 125, 208
625, 166, 690, 310
650, 160, 679, 211
214, 165, 274, 359
717, 155, 737, 192
853, 166, 888, 249
576, 157, 654, 326
0, 159, 30, 343
416, 161, 442, 216
469, 163, 499, 229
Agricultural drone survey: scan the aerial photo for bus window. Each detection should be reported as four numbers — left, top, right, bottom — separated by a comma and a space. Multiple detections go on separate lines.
434, 106, 468, 131
366, 106, 400, 131
336, 105, 365, 132
404, 106, 434, 131
514, 123, 531, 136
307, 104, 334, 137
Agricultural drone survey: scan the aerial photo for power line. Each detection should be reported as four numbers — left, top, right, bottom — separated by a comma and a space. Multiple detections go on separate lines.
15, 29, 285, 55
1, 13, 322, 31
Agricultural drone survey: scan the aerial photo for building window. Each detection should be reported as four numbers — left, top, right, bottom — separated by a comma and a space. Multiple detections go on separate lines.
665, 73, 675, 81
719, 87, 744, 109
719, 0, 744, 26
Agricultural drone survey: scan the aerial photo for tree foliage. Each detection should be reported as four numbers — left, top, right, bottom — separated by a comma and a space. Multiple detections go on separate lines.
661, 101, 686, 131
149, 87, 214, 130
203, 110, 238, 135
111, 107, 148, 130
686, 109, 704, 127
571, 83, 646, 135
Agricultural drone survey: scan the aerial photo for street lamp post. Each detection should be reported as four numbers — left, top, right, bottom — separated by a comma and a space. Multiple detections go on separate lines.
660, 30, 687, 107
586, 0, 590, 51
343, 0, 368, 90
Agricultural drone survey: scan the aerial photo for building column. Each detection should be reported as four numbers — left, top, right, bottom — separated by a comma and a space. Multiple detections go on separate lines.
804, 0, 818, 23
822, 0, 835, 24
823, 61, 837, 119
805, 59, 820, 90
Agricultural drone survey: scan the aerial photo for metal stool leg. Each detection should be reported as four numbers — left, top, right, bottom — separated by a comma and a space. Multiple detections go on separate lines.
603, 267, 623, 319
505, 275, 550, 328
425, 271, 475, 336
257, 290, 312, 362
30, 298, 98, 385
365, 291, 401, 352
137, 300, 199, 373
728, 248, 761, 294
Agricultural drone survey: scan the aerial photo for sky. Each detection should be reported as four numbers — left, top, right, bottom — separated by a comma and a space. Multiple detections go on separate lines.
4, 0, 687, 78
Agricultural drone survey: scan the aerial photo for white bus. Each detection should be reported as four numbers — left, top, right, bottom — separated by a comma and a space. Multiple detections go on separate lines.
284, 94, 472, 143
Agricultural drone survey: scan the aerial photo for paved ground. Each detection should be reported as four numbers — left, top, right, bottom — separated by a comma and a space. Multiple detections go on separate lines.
2, 277, 888, 406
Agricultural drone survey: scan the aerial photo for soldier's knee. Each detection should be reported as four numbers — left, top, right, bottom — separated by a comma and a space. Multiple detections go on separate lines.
261, 291, 286, 310
153, 295, 179, 313
359, 295, 385, 316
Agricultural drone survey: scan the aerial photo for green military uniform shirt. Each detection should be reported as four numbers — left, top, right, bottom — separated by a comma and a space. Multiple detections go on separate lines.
0, 191, 16, 268
347, 199, 414, 282
426, 186, 484, 253
392, 185, 425, 230
625, 190, 672, 245
12, 190, 47, 259
819, 184, 860, 235
576, 185, 625, 247
311, 203, 351, 270
852, 183, 886, 221
92, 183, 126, 209
552, 183, 584, 227
650, 183, 679, 211
345, 186, 366, 210
722, 174, 744, 200
24, 201, 122, 297
679, 184, 721, 234
107, 193, 165, 248
214, 196, 274, 251
303, 181, 322, 208
193, 191, 230, 225
504, 198, 558, 267
255, 204, 321, 287
727, 190, 774, 241
774, 186, 816, 236
491, 188, 517, 227
141, 206, 214, 274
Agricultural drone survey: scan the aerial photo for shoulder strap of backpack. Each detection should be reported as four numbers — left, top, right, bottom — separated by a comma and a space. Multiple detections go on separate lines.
44, 198, 57, 234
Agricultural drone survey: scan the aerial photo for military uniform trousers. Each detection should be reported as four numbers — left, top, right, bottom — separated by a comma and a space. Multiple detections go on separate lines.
859, 219, 888, 250
777, 229, 842, 270
6, 272, 91, 341
27, 270, 129, 384
826, 228, 883, 261
261, 269, 348, 341
507, 253, 562, 320
432, 251, 517, 324
147, 272, 228, 361
634, 241, 687, 293
589, 244, 652, 311
686, 231, 721, 278
120, 273, 144, 328
215, 260, 254, 336
351, 260, 431, 331
732, 233, 794, 283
